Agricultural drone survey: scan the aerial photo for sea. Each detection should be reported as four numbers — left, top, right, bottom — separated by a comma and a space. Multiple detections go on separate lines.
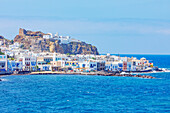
0, 55, 170, 113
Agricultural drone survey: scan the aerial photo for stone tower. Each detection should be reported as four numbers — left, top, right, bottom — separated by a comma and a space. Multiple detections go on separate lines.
19, 28, 27, 36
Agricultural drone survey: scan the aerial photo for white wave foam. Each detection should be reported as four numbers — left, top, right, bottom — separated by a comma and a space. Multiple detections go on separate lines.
0, 79, 8, 81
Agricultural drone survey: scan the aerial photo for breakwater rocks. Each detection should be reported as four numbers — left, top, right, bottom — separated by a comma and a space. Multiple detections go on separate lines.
0, 71, 156, 79
110, 74, 156, 79
30, 71, 156, 79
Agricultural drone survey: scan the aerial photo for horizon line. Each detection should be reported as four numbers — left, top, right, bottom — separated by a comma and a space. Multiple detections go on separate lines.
100, 53, 170, 55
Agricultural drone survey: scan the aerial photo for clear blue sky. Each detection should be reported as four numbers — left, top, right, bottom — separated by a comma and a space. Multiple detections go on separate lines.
0, 0, 170, 54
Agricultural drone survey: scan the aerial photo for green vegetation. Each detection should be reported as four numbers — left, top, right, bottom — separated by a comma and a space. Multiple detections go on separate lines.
11, 40, 14, 44
11, 58, 15, 60
8, 58, 15, 60
0, 49, 4, 55
66, 53, 70, 56
91, 57, 96, 60
0, 51, 4, 55
36, 65, 39, 71
36, 65, 39, 69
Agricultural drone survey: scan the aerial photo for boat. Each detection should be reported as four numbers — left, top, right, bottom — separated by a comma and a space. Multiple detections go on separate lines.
140, 68, 153, 72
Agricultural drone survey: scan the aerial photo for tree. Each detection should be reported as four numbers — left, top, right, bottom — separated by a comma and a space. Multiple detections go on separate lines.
36, 65, 39, 71
66, 53, 70, 56
91, 57, 96, 60
11, 40, 14, 44
0, 49, 4, 55
11, 58, 15, 60
36, 65, 39, 69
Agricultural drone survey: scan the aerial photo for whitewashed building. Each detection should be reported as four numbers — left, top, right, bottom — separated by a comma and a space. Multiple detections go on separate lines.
43, 33, 53, 39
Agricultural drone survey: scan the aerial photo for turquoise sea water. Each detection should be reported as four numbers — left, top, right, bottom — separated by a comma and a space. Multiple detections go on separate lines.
0, 55, 170, 113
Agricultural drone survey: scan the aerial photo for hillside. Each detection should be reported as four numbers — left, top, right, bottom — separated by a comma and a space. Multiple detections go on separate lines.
13, 28, 99, 55
0, 35, 13, 47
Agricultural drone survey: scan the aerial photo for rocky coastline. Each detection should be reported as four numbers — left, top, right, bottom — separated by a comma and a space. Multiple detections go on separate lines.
0, 71, 157, 80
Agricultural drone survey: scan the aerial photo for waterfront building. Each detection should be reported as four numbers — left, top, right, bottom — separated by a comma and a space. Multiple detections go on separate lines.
50, 55, 68, 70
78, 61, 97, 72
8, 60, 16, 71
65, 61, 79, 70
37, 61, 51, 71
105, 61, 124, 72
97, 61, 105, 71
0, 55, 7, 74
0, 45, 156, 73
8, 60, 22, 71
18, 56, 37, 71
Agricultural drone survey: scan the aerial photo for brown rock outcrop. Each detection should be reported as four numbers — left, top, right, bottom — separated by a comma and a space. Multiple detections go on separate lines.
14, 28, 99, 55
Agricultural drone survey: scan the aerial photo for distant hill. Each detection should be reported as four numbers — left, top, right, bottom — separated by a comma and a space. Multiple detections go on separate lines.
13, 28, 99, 55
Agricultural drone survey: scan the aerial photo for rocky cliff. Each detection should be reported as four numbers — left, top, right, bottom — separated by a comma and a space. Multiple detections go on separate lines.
14, 28, 99, 55
61, 42, 99, 55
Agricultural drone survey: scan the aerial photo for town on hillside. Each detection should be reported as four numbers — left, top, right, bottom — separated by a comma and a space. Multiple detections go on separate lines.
0, 29, 167, 76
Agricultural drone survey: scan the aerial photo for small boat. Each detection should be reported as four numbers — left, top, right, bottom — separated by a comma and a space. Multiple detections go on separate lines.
120, 72, 129, 75
140, 68, 153, 72
152, 70, 156, 73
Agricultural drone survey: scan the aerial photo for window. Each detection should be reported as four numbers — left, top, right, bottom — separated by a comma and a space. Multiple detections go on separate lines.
118, 63, 123, 67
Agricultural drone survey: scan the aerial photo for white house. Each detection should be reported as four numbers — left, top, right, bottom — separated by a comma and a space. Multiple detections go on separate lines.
18, 56, 37, 71
9, 42, 20, 50
59, 36, 70, 44
70, 38, 81, 43
79, 61, 97, 72
0, 55, 10, 74
43, 33, 53, 39
105, 61, 123, 72
0, 41, 3, 46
